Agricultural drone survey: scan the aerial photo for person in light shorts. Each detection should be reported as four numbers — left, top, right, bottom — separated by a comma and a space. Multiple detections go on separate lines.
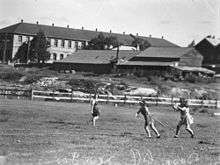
173, 98, 194, 138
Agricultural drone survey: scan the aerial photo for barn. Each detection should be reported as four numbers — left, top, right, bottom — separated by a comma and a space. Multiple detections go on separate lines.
117, 47, 211, 77
53, 50, 139, 74
195, 36, 220, 73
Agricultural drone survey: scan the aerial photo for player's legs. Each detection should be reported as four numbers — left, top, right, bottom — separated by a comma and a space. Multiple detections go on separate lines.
185, 122, 194, 138
174, 120, 183, 138
150, 122, 160, 138
93, 116, 99, 126
144, 125, 151, 137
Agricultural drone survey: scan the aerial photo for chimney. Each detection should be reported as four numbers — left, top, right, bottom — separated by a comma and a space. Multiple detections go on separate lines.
67, 25, 69, 28
123, 32, 125, 35
81, 26, 84, 30
95, 28, 97, 32
110, 30, 112, 33
21, 19, 23, 23
52, 23, 54, 26
149, 34, 152, 38
36, 21, 39, 24
136, 33, 138, 36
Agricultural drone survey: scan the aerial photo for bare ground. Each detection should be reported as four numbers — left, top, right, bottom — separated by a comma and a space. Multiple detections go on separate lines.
0, 99, 219, 165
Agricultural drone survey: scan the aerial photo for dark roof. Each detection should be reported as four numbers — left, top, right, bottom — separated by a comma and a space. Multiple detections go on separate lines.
55, 50, 140, 64
0, 22, 179, 47
118, 61, 175, 66
196, 37, 220, 47
135, 47, 194, 58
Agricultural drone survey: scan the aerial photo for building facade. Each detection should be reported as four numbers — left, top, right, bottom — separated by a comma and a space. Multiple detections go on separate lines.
0, 20, 179, 63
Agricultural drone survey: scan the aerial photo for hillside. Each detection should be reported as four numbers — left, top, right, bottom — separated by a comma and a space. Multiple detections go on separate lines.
0, 64, 219, 99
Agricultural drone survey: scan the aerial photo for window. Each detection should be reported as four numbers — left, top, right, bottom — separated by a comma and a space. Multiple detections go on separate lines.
18, 35, 22, 43
82, 41, 86, 49
68, 40, 71, 48
54, 39, 58, 47
60, 54, 64, 60
26, 36, 30, 41
47, 38, 51, 46
53, 53, 57, 60
75, 41, 78, 49
61, 40, 65, 48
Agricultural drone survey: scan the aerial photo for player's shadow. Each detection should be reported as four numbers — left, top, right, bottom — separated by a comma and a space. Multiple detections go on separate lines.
46, 120, 82, 126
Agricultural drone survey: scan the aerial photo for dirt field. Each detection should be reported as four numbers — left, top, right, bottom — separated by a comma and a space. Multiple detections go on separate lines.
0, 99, 219, 165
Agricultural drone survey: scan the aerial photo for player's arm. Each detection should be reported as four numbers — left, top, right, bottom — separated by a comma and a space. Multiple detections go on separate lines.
172, 104, 180, 111
135, 109, 141, 118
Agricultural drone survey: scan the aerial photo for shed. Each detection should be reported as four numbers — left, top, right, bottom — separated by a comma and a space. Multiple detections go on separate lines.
53, 50, 139, 74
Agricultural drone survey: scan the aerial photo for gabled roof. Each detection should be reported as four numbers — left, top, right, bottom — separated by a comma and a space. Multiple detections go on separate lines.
55, 50, 140, 64
204, 38, 220, 47
135, 47, 194, 58
0, 22, 179, 47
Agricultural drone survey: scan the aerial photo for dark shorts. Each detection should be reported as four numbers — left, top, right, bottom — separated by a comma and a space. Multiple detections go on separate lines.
92, 111, 100, 117
144, 115, 153, 126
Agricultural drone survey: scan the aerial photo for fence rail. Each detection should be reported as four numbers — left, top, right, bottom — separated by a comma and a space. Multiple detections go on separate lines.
31, 90, 220, 108
0, 88, 219, 108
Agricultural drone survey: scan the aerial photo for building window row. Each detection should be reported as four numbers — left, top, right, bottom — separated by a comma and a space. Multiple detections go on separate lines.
52, 53, 65, 61
17, 35, 86, 49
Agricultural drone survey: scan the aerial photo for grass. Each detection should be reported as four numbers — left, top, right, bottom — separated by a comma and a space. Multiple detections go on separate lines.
0, 99, 219, 165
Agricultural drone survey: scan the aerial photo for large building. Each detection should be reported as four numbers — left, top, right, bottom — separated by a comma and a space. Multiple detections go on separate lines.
0, 20, 178, 63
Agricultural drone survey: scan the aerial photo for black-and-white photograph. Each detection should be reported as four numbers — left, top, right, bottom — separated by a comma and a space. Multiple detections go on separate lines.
0, 0, 219, 164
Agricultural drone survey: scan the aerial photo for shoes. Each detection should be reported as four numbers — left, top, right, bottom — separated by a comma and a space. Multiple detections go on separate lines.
174, 135, 179, 138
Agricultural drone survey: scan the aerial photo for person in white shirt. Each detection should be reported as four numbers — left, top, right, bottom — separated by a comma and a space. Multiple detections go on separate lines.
173, 98, 194, 138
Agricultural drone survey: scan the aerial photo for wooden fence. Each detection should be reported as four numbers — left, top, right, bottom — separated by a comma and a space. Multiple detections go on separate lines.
0, 88, 219, 108
31, 90, 220, 108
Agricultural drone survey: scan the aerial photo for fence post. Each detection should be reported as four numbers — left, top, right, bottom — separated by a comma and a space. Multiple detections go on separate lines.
156, 96, 158, 106
71, 90, 73, 102
31, 89, 33, 100
107, 93, 109, 104
124, 95, 127, 104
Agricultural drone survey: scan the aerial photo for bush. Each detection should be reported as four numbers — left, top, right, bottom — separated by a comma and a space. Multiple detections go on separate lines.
0, 71, 24, 82
67, 79, 98, 93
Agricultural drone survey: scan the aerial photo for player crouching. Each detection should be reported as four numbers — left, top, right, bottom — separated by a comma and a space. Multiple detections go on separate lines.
173, 98, 194, 138
136, 100, 160, 138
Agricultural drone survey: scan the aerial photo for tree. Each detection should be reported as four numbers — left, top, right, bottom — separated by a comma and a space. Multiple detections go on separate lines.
13, 42, 28, 63
13, 30, 50, 63
188, 40, 195, 47
84, 32, 120, 50
30, 30, 50, 63
130, 34, 150, 51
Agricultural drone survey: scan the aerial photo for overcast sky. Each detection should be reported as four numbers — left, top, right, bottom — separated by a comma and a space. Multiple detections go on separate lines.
0, 0, 219, 46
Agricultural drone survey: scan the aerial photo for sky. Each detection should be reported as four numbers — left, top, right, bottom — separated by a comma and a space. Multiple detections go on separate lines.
0, 0, 219, 46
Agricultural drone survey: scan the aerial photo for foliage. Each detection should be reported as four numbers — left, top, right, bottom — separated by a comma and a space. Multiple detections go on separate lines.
0, 70, 24, 82
130, 34, 150, 51
13, 42, 28, 63
29, 30, 50, 63
13, 30, 50, 63
83, 32, 120, 50
188, 40, 195, 47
